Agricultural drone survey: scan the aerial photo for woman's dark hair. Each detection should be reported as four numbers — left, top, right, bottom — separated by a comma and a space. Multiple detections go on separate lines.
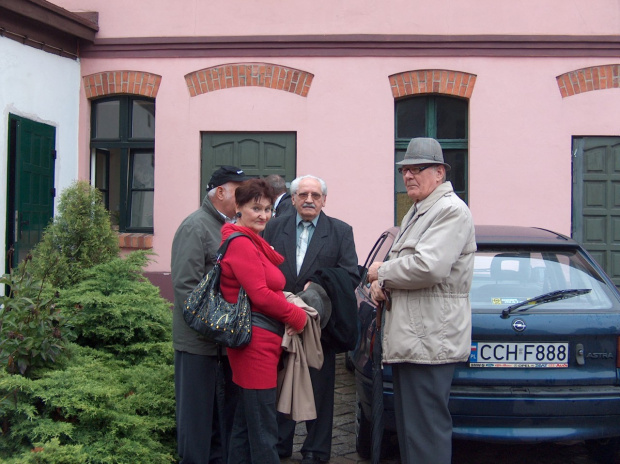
235, 178, 276, 207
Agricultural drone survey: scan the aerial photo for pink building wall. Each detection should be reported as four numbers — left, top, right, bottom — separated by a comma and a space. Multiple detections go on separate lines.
55, 1, 620, 37
53, 0, 620, 274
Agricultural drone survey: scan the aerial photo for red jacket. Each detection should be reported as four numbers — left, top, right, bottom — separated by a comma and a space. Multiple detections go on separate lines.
220, 224, 306, 389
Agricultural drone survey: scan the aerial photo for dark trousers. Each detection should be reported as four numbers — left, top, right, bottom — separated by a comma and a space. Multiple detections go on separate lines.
228, 386, 280, 464
175, 350, 236, 464
277, 344, 336, 461
392, 362, 457, 464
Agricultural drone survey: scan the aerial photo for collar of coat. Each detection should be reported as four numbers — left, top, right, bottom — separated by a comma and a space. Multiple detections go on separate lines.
411, 181, 455, 218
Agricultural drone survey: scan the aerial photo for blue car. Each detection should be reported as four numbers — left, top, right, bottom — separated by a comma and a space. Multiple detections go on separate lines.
352, 225, 620, 462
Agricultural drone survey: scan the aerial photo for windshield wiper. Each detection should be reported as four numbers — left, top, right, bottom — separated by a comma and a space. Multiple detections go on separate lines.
500, 288, 592, 319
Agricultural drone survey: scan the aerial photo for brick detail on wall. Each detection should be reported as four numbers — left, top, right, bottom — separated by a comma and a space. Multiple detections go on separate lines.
389, 70, 477, 99
117, 233, 153, 250
556, 65, 620, 98
83, 71, 162, 99
185, 63, 313, 97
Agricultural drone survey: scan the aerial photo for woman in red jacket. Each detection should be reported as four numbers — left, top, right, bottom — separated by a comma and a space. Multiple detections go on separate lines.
219, 178, 307, 464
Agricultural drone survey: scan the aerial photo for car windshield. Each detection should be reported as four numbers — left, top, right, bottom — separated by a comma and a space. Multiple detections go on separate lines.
470, 248, 616, 312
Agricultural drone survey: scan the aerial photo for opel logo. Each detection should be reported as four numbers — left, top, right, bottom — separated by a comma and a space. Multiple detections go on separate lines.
512, 319, 526, 332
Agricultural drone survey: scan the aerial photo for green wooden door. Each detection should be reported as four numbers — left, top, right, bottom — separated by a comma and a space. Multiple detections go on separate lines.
200, 132, 296, 201
572, 137, 620, 286
6, 115, 56, 270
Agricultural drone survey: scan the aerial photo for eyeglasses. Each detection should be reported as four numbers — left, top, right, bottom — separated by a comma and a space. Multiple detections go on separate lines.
296, 192, 323, 200
398, 165, 434, 176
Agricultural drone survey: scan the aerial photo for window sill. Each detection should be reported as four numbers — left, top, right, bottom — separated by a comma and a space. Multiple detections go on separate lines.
118, 233, 153, 250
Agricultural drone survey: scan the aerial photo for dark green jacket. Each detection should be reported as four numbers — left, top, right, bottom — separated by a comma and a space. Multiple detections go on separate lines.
171, 195, 226, 356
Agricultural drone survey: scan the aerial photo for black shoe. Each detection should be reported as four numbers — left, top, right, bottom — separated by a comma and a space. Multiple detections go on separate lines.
300, 452, 328, 464
278, 451, 292, 459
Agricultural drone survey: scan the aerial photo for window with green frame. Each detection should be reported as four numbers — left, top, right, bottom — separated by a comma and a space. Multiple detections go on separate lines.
91, 96, 155, 233
394, 95, 469, 225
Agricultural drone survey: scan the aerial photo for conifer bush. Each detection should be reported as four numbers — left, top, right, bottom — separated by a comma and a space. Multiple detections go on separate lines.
29, 180, 119, 289
58, 251, 172, 363
1, 182, 176, 463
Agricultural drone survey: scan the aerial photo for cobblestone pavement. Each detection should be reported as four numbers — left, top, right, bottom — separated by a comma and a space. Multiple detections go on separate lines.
280, 354, 619, 464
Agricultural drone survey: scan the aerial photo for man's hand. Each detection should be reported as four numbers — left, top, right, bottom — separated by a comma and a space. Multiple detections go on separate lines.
368, 262, 382, 283
370, 280, 386, 304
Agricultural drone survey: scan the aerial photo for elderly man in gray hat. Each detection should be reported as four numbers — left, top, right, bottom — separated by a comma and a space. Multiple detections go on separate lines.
367, 137, 476, 464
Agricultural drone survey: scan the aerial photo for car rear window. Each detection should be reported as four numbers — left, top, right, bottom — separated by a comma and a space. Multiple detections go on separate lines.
470, 248, 616, 312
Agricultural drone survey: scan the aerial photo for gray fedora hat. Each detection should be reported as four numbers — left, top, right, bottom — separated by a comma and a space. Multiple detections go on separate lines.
297, 282, 332, 329
396, 137, 451, 171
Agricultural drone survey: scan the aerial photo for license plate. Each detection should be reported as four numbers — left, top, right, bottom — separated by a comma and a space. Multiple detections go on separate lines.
469, 342, 569, 368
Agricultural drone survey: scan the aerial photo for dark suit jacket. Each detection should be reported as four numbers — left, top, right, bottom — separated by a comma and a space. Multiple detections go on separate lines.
274, 192, 294, 218
263, 211, 359, 294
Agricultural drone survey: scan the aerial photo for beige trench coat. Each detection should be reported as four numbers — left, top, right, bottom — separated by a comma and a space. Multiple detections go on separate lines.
378, 181, 476, 365
277, 293, 324, 421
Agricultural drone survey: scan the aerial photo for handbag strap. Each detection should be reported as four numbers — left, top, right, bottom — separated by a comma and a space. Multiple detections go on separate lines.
215, 232, 247, 263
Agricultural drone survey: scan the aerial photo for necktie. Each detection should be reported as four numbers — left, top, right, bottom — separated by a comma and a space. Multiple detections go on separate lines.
296, 222, 312, 274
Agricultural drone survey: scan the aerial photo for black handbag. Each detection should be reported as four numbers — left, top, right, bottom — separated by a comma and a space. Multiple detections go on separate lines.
183, 232, 252, 348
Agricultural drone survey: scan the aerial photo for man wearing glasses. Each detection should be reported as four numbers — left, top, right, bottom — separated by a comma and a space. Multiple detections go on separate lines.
367, 137, 476, 464
263, 174, 359, 464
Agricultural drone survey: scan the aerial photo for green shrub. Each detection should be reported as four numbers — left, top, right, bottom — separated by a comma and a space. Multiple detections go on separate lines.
2, 438, 88, 464
0, 259, 76, 377
29, 180, 119, 289
1, 184, 176, 463
57, 251, 172, 363
0, 344, 175, 463
0, 251, 175, 463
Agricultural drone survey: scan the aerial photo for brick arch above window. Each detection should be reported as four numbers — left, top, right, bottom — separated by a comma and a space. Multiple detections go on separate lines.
185, 63, 313, 97
83, 71, 162, 99
556, 65, 620, 98
389, 70, 477, 99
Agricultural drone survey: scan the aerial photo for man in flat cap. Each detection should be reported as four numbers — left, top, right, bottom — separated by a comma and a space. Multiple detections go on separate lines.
367, 138, 476, 464
171, 165, 250, 464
